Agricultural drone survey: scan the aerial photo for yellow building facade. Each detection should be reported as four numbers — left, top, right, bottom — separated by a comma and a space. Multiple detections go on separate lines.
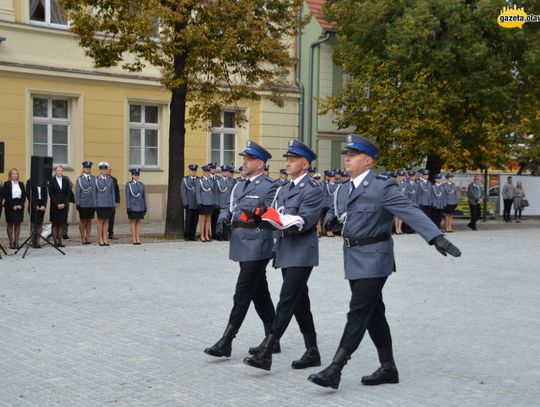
0, 0, 300, 224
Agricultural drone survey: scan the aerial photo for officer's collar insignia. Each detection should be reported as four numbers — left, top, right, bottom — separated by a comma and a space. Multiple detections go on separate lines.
363, 180, 369, 187
299, 182, 305, 188
255, 180, 261, 184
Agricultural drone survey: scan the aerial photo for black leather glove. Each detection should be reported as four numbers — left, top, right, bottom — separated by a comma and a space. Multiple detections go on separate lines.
324, 216, 336, 232
431, 236, 461, 257
216, 218, 228, 235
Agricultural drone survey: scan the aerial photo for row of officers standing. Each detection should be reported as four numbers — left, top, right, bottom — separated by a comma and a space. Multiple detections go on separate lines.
201, 136, 461, 392
0, 161, 146, 250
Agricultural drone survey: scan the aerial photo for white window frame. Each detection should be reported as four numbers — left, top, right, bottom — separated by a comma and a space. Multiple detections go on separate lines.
210, 111, 237, 166
32, 96, 70, 167
29, 0, 69, 29
129, 103, 160, 169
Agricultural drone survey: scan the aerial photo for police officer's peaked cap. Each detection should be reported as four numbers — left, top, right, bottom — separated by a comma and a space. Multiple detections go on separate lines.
397, 170, 406, 176
201, 165, 211, 172
82, 161, 93, 168
420, 169, 430, 175
130, 168, 141, 175
405, 164, 413, 170
220, 165, 230, 172
308, 166, 317, 173
264, 164, 270, 171
445, 173, 455, 179
239, 140, 272, 162
279, 168, 287, 175
327, 170, 336, 177
188, 164, 198, 171
98, 161, 109, 169
283, 139, 317, 163
434, 173, 442, 179
341, 134, 380, 158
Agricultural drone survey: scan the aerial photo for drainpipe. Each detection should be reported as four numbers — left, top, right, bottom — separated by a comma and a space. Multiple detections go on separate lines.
295, 8, 305, 142
307, 30, 331, 150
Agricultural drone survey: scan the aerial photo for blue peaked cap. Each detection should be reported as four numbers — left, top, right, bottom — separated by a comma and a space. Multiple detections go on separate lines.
341, 134, 380, 158
283, 139, 317, 163
239, 140, 272, 162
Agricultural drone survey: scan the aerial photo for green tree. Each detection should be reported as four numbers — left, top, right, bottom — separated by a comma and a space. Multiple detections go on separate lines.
60, 0, 303, 236
323, 0, 540, 173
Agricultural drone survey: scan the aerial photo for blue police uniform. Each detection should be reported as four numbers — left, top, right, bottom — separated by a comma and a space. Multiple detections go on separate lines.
430, 175, 446, 229
75, 161, 96, 219
94, 163, 116, 220
417, 169, 432, 217
204, 141, 279, 359
125, 170, 147, 219
309, 134, 461, 390
244, 139, 323, 372
181, 164, 200, 241
443, 174, 458, 216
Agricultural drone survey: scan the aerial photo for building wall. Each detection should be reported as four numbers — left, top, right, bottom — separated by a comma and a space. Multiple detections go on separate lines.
0, 1, 299, 225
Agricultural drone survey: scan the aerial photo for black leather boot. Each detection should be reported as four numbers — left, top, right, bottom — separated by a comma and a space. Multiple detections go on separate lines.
291, 332, 321, 369
308, 347, 350, 389
361, 346, 399, 385
203, 324, 237, 357
248, 323, 281, 355
243, 334, 277, 371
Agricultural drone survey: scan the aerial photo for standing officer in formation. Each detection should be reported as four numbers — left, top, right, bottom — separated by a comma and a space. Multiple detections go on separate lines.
276, 168, 289, 186
215, 165, 236, 241
204, 141, 280, 358
307, 134, 461, 390
125, 168, 147, 245
394, 170, 407, 234
25, 175, 48, 248
196, 165, 215, 242
236, 166, 247, 183
243, 139, 323, 372
430, 174, 445, 230
443, 173, 457, 233
181, 164, 200, 241
417, 169, 432, 217
207, 163, 220, 239
75, 161, 96, 245
94, 162, 116, 246
264, 164, 271, 178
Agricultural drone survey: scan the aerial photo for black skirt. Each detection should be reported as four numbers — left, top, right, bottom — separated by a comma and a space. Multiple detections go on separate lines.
78, 206, 95, 219
30, 208, 46, 224
50, 204, 69, 224
4, 199, 24, 224
96, 207, 113, 219
445, 204, 457, 214
200, 205, 214, 215
128, 210, 145, 220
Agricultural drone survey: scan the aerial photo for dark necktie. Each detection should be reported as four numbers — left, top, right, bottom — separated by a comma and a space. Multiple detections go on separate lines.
349, 182, 355, 196
243, 179, 251, 192
289, 182, 295, 191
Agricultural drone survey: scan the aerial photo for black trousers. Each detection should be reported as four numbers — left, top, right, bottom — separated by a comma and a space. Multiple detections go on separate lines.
469, 204, 481, 228
339, 277, 392, 354
430, 208, 444, 229
503, 199, 513, 221
271, 267, 316, 339
228, 259, 276, 329
184, 208, 199, 240
420, 205, 431, 219
108, 207, 116, 236
211, 207, 219, 239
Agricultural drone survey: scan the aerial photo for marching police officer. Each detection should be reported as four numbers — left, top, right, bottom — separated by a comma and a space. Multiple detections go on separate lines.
204, 141, 280, 358
243, 139, 323, 371
417, 169, 432, 217
181, 164, 200, 241
75, 161, 96, 245
308, 134, 461, 390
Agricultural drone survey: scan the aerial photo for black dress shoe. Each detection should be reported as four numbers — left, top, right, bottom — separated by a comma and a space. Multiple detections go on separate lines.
292, 347, 321, 369
57, 243, 66, 248
204, 324, 236, 358
361, 365, 399, 385
308, 348, 350, 389
243, 334, 277, 371
63, 235, 69, 240
248, 323, 281, 355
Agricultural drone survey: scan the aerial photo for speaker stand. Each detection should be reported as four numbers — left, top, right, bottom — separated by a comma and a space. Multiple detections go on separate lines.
0, 242, 7, 259
15, 233, 66, 259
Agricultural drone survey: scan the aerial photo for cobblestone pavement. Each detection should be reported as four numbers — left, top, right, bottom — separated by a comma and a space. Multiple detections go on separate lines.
1, 225, 539, 406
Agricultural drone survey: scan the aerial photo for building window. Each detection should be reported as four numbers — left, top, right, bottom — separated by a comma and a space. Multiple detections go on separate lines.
29, 0, 68, 27
32, 96, 70, 165
211, 111, 236, 166
129, 104, 159, 167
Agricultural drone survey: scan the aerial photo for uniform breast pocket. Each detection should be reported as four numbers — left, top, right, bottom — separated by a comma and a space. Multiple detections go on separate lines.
348, 204, 377, 225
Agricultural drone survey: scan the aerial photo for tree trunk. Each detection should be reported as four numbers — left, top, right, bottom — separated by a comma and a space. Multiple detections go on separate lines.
425, 154, 443, 183
164, 52, 188, 237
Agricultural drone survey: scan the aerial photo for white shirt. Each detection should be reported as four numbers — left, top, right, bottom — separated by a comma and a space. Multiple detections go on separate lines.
56, 176, 63, 189
350, 169, 371, 192
248, 172, 264, 183
11, 181, 22, 199
37, 186, 42, 200
291, 172, 309, 186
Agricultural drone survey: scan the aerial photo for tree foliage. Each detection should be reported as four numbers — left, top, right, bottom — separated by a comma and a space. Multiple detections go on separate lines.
323, 0, 540, 171
60, 0, 304, 235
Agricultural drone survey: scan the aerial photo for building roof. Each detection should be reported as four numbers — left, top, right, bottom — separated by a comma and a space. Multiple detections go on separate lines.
305, 0, 334, 30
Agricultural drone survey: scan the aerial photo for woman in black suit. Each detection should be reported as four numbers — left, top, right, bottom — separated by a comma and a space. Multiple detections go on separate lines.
3, 168, 26, 249
26, 179, 48, 248
48, 165, 71, 247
